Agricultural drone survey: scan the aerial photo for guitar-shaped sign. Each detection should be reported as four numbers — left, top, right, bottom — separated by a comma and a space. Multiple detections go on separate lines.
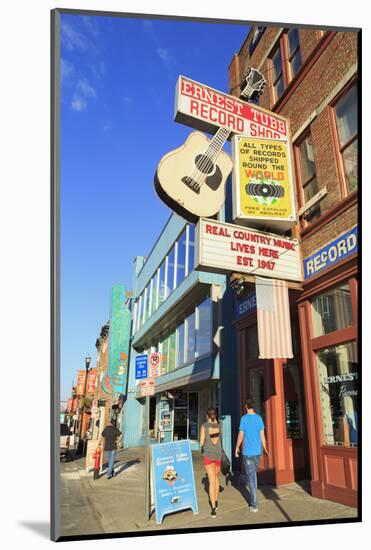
154, 127, 232, 223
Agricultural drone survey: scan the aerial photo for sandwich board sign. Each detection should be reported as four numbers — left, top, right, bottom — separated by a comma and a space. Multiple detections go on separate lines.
151, 440, 198, 524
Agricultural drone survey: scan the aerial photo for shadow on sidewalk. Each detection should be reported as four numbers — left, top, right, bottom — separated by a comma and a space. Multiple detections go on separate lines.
99, 458, 141, 479
232, 470, 292, 521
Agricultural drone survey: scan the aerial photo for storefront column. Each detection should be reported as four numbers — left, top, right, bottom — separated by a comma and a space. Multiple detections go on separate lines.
263, 358, 295, 485
298, 301, 324, 498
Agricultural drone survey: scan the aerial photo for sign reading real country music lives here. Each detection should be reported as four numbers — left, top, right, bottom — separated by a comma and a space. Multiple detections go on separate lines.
174, 76, 289, 140
195, 218, 302, 282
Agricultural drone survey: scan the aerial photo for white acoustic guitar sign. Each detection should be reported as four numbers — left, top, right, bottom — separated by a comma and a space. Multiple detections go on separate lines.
154, 127, 233, 223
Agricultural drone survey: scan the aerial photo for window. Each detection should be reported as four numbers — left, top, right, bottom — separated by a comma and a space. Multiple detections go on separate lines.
311, 283, 353, 337
272, 46, 284, 101
188, 393, 199, 440
196, 297, 212, 357
168, 331, 176, 372
185, 311, 196, 363
177, 322, 185, 367
152, 270, 159, 314
334, 84, 358, 193
159, 259, 166, 305
160, 336, 169, 375
142, 287, 149, 324
188, 224, 195, 273
166, 246, 175, 298
147, 279, 153, 320
177, 229, 187, 287
316, 342, 358, 446
296, 133, 321, 223
287, 29, 302, 79
269, 29, 302, 104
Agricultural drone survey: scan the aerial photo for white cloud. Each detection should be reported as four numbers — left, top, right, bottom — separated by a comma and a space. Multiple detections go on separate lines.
61, 58, 74, 82
71, 78, 96, 112
76, 78, 96, 98
61, 20, 88, 52
71, 96, 87, 112
81, 16, 99, 37
157, 48, 170, 61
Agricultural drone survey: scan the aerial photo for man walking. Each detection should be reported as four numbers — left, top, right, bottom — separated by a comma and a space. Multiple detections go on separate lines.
235, 398, 268, 512
99, 418, 121, 479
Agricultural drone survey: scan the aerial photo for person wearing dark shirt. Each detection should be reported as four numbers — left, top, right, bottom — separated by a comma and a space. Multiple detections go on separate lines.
99, 419, 121, 479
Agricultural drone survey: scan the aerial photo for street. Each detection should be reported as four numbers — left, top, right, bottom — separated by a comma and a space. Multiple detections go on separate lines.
60, 447, 357, 538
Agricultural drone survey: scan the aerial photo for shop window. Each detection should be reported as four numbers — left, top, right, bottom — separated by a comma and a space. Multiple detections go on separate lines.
311, 283, 353, 337
287, 29, 302, 79
177, 229, 187, 287
296, 132, 321, 224
188, 224, 195, 273
185, 311, 196, 363
196, 297, 212, 358
177, 322, 185, 367
333, 83, 358, 193
188, 392, 199, 440
316, 341, 358, 446
166, 246, 175, 298
284, 365, 304, 439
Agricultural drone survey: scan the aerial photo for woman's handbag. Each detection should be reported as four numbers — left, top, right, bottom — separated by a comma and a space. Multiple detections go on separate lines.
221, 449, 231, 476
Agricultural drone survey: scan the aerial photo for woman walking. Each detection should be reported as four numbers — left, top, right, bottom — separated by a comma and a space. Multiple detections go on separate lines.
200, 407, 222, 518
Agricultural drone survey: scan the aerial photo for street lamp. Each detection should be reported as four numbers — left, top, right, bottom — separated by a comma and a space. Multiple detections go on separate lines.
77, 354, 91, 455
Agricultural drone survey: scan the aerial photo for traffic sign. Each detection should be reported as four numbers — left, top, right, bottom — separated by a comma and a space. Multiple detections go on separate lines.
140, 379, 155, 397
135, 354, 148, 380
149, 352, 161, 378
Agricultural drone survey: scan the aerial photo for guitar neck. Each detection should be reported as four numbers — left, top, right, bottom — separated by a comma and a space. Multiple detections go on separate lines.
205, 127, 230, 159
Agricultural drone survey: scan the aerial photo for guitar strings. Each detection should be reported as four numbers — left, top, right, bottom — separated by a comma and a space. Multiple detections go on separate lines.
194, 127, 230, 190
188, 128, 226, 187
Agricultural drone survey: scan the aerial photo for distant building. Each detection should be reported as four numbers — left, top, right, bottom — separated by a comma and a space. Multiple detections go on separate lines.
123, 215, 237, 462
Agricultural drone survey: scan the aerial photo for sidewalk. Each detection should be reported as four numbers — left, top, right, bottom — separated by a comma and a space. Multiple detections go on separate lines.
60, 446, 357, 537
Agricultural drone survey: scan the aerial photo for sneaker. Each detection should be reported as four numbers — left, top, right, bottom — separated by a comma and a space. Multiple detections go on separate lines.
107, 475, 113, 479
211, 507, 216, 518
215, 501, 218, 511
250, 507, 259, 513
111, 470, 116, 477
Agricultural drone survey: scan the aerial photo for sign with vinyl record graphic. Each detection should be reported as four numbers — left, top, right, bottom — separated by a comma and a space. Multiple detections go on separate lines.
232, 135, 297, 232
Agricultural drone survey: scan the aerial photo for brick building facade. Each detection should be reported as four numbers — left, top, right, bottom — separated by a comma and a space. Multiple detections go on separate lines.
229, 26, 359, 507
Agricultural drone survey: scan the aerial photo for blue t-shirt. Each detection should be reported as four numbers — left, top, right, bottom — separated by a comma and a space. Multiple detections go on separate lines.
239, 413, 264, 457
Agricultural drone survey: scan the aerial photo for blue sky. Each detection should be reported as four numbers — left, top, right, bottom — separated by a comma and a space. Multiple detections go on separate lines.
60, 13, 250, 401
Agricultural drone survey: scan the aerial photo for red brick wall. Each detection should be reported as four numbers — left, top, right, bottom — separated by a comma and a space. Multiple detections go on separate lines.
228, 26, 358, 259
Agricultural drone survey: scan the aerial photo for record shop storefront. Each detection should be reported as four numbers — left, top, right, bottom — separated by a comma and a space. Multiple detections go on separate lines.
298, 226, 358, 507
234, 290, 310, 486
123, 214, 235, 456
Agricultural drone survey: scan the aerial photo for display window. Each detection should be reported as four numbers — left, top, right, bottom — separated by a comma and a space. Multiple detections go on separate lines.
316, 342, 358, 447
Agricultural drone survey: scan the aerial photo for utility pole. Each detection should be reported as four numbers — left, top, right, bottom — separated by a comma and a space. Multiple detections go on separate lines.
144, 396, 150, 521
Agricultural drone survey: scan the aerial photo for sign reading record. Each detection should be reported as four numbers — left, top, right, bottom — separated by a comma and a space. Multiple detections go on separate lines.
195, 218, 302, 282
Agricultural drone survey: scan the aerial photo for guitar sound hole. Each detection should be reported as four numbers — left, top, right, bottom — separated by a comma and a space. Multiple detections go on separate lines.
195, 154, 214, 174
181, 177, 201, 194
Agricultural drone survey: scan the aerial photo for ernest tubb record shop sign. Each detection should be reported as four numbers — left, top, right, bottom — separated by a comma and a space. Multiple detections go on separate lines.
174, 75, 289, 140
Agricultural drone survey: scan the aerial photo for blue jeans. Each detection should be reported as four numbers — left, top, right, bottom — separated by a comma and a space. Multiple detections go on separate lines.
243, 455, 261, 508
107, 450, 116, 476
